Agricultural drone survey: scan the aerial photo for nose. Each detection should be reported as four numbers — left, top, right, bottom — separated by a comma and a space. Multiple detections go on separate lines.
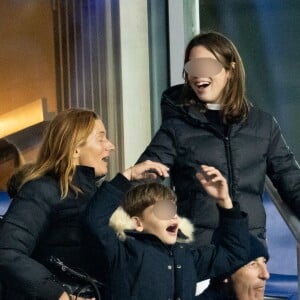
172, 213, 178, 220
259, 263, 270, 280
106, 139, 115, 151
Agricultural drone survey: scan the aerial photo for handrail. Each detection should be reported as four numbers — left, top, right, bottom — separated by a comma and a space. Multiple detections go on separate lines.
265, 176, 300, 243
265, 176, 300, 300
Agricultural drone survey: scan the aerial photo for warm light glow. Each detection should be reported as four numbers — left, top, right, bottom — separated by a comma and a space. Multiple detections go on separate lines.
0, 99, 55, 138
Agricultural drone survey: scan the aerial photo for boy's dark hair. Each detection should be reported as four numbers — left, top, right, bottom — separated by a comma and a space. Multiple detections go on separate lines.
122, 182, 176, 217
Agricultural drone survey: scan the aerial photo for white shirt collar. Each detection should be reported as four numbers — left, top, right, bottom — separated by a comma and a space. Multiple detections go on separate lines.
206, 103, 222, 110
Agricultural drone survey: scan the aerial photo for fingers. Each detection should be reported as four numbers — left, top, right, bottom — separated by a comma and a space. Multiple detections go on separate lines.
123, 160, 169, 181
143, 160, 170, 178
197, 165, 225, 184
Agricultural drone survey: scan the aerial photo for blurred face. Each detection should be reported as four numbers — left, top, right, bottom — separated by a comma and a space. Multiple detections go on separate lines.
186, 45, 230, 104
74, 119, 115, 177
134, 200, 179, 245
231, 257, 270, 300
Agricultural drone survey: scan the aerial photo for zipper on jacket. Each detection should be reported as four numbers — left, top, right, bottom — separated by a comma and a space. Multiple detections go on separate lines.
224, 133, 234, 199
207, 122, 235, 199
198, 120, 235, 199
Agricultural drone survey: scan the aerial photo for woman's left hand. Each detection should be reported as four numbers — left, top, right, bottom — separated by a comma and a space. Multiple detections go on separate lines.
122, 160, 169, 181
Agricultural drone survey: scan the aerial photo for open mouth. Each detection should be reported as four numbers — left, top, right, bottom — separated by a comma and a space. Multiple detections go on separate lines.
102, 156, 109, 162
166, 224, 178, 233
196, 81, 211, 89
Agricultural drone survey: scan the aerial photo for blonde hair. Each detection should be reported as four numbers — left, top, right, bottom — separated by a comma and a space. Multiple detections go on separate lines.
19, 108, 98, 198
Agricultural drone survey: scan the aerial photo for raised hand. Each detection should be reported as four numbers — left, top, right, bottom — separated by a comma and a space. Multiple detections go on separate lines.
196, 165, 233, 209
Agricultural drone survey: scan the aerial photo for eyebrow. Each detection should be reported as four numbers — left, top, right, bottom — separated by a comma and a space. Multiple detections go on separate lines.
96, 131, 106, 137
251, 257, 267, 264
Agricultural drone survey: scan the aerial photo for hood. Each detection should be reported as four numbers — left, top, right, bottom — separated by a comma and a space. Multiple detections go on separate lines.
109, 206, 194, 243
161, 84, 209, 126
161, 84, 187, 121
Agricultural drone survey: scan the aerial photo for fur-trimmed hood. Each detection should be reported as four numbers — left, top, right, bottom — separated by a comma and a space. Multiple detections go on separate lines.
109, 206, 194, 243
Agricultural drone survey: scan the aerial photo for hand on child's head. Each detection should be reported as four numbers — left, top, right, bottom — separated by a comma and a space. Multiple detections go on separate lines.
124, 161, 169, 181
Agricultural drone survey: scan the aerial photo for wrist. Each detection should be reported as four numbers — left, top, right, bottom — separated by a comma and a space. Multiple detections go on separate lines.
122, 167, 132, 181
218, 196, 233, 209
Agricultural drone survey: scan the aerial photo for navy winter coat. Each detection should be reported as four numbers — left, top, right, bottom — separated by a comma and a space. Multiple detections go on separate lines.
137, 84, 300, 246
86, 174, 250, 300
196, 284, 236, 300
0, 166, 105, 300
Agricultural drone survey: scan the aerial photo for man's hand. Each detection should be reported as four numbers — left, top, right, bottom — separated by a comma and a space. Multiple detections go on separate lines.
196, 165, 233, 209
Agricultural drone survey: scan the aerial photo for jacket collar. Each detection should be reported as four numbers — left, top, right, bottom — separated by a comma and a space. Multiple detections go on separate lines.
109, 206, 194, 243
124, 230, 175, 252
161, 84, 245, 136
161, 84, 216, 126
71, 165, 98, 198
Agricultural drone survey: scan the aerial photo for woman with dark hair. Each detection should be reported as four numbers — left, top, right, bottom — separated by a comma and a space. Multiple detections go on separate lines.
137, 31, 300, 247
0, 108, 169, 300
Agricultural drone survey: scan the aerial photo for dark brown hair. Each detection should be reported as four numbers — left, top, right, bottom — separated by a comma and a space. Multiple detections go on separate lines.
182, 31, 250, 123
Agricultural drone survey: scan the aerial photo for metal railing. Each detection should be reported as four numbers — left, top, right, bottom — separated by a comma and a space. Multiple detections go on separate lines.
265, 176, 300, 300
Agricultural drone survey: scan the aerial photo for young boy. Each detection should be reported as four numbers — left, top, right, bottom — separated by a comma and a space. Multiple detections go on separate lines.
85, 165, 250, 300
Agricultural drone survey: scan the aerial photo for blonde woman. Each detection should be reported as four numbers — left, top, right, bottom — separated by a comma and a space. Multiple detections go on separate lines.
0, 108, 168, 300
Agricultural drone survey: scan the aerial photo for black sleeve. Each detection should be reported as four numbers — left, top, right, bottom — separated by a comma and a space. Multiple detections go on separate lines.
193, 208, 249, 281
217, 201, 244, 219
85, 174, 132, 267
137, 121, 178, 168
0, 180, 65, 300
267, 116, 300, 219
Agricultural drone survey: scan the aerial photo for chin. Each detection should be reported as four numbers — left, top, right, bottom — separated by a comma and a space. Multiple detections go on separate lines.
96, 165, 108, 176
197, 97, 214, 103
95, 168, 107, 177
164, 238, 177, 245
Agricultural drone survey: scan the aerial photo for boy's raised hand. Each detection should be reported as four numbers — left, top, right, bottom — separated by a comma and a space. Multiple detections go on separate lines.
196, 165, 233, 209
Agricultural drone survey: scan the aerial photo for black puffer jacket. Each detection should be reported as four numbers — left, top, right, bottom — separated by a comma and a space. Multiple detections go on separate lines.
138, 84, 300, 245
0, 166, 105, 300
86, 174, 250, 300
196, 284, 236, 299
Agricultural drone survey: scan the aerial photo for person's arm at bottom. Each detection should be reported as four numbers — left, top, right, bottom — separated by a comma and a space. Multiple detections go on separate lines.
194, 165, 250, 278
